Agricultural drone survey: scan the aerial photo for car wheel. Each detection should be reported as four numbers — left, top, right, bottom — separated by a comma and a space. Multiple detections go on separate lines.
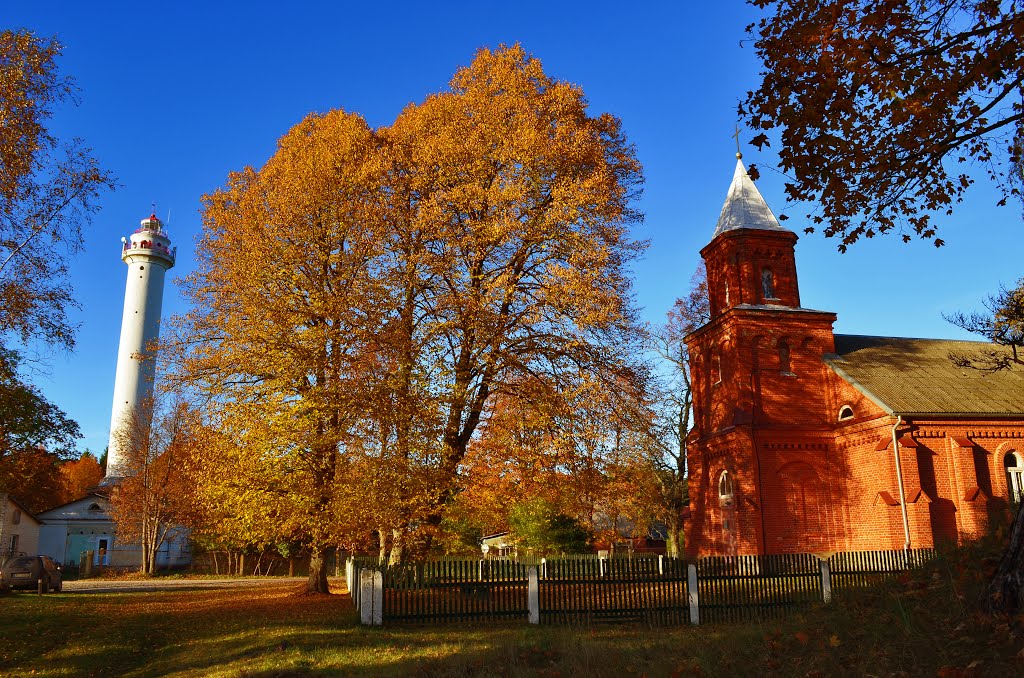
53, 578, 62, 592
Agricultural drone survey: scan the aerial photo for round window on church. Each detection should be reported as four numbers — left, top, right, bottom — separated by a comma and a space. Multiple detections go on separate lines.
838, 405, 855, 421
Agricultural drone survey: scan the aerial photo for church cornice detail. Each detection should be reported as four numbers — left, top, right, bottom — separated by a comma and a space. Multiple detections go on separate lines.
762, 441, 829, 451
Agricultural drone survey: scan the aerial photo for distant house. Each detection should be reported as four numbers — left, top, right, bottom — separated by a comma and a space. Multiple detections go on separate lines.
37, 492, 118, 567
0, 494, 41, 562
37, 491, 191, 569
480, 532, 514, 558
593, 521, 668, 556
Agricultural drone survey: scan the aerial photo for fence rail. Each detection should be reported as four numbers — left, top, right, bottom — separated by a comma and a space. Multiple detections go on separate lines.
349, 548, 936, 627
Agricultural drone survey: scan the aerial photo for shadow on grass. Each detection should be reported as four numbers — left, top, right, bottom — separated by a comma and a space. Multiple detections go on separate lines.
2, 548, 1023, 678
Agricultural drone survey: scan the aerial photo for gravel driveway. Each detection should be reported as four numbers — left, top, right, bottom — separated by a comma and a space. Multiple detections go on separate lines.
61, 576, 337, 594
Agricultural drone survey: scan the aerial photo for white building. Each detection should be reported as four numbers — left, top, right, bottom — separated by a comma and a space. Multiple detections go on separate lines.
37, 493, 117, 567
0, 494, 41, 562
37, 492, 191, 568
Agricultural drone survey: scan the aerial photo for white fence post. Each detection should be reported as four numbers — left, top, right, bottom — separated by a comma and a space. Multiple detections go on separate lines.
658, 554, 664, 576
359, 569, 374, 625
541, 557, 547, 579
372, 570, 384, 625
528, 566, 539, 624
820, 558, 832, 604
687, 563, 699, 625
358, 569, 384, 626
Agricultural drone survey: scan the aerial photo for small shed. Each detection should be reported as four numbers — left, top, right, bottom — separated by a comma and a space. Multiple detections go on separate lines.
481, 532, 514, 558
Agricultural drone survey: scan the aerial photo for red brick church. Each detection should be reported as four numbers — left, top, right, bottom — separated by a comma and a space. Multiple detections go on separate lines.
685, 156, 1024, 556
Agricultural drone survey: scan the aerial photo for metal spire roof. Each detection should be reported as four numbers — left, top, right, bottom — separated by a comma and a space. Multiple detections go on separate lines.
712, 155, 791, 238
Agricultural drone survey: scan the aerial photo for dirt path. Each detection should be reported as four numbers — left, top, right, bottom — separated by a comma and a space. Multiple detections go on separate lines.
63, 576, 346, 594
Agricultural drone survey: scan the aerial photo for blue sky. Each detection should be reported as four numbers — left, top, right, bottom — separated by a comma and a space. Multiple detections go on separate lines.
7, 1, 1021, 454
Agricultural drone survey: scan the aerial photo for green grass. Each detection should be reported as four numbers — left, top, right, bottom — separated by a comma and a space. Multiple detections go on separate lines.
1, 544, 1020, 677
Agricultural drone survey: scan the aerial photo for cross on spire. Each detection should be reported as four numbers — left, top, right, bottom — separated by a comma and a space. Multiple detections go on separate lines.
732, 125, 742, 159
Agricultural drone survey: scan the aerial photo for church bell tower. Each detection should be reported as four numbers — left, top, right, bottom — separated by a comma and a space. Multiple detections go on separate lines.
685, 155, 839, 556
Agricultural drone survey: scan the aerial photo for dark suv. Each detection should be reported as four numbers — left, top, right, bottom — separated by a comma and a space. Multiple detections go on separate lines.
0, 555, 62, 592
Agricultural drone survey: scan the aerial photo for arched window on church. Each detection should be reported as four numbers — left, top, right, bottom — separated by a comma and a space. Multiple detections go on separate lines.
1005, 451, 1024, 505
762, 268, 777, 300
712, 351, 722, 385
778, 340, 793, 375
724, 280, 730, 306
718, 470, 734, 505
838, 405, 855, 421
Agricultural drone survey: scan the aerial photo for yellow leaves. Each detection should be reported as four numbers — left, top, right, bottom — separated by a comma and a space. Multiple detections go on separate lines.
177, 44, 647, 555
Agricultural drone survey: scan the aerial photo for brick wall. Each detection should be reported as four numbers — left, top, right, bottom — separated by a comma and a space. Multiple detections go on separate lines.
685, 227, 1024, 557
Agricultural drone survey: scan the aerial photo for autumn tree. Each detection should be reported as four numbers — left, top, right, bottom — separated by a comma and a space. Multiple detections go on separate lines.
0, 347, 80, 512
179, 417, 299, 576
449, 373, 658, 555
108, 398, 199, 575
508, 497, 592, 556
0, 29, 115, 351
741, 1, 1023, 249
376, 44, 646, 559
176, 45, 647, 575
173, 109, 386, 591
58, 450, 103, 504
647, 265, 709, 557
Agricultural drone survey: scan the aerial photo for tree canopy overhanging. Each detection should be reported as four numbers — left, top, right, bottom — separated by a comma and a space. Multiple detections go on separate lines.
0, 29, 115, 351
741, 0, 1024, 250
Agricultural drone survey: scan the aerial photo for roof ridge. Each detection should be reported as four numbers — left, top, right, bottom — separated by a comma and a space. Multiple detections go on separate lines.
834, 333, 998, 345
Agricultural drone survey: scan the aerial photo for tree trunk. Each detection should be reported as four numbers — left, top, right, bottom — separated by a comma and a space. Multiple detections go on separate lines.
388, 529, 405, 567
665, 517, 683, 559
288, 557, 295, 577
306, 546, 330, 594
986, 509, 1024, 615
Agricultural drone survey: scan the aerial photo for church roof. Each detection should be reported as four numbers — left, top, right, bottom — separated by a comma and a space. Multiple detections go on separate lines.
826, 335, 1024, 417
712, 157, 792, 238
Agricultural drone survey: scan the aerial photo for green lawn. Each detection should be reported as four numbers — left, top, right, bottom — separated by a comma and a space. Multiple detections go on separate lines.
0, 548, 1020, 677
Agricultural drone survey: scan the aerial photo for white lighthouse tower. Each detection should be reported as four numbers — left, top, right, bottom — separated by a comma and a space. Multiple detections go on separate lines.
104, 213, 176, 481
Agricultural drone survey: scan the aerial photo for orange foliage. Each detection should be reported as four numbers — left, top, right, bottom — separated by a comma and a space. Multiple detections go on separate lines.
173, 44, 648, 567
58, 453, 103, 503
742, 1, 1023, 248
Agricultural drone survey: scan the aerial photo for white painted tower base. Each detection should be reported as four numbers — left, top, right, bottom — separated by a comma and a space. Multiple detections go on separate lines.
104, 214, 175, 481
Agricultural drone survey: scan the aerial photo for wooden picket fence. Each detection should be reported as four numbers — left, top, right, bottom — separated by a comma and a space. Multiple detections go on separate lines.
539, 555, 691, 625
383, 558, 530, 623
349, 548, 936, 627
